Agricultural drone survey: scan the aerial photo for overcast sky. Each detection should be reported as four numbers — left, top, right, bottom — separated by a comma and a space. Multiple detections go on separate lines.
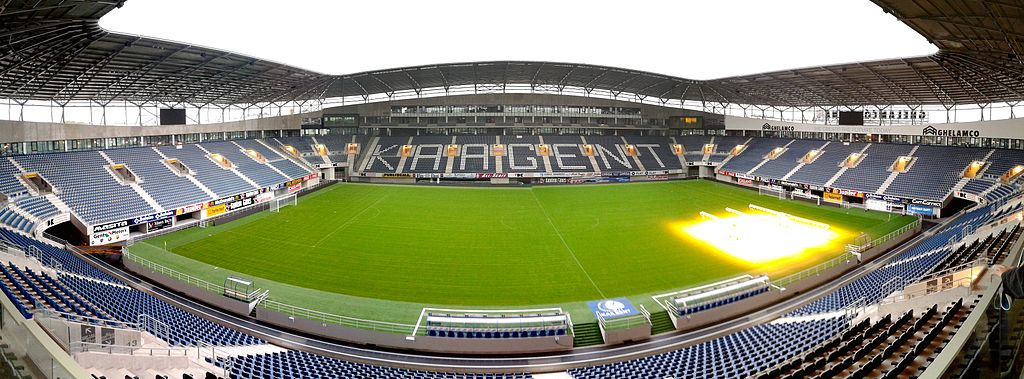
100, 0, 936, 80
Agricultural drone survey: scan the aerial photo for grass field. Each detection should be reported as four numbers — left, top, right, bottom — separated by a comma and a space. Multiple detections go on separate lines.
131, 180, 916, 324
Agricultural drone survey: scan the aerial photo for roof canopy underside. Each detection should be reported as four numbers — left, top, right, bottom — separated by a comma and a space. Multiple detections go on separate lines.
1, 0, 1022, 107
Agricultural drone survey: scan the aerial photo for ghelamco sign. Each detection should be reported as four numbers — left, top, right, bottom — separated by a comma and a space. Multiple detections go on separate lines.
762, 122, 795, 132
922, 125, 980, 137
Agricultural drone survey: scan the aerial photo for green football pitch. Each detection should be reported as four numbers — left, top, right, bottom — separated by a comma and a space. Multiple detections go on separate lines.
130, 180, 917, 325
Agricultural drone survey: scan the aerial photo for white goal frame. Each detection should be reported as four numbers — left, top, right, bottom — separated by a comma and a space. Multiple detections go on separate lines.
270, 193, 297, 212
790, 191, 821, 206
758, 185, 785, 200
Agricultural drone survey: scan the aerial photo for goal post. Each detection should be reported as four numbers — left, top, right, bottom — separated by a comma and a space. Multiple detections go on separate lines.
790, 191, 821, 206
758, 185, 785, 200
270, 193, 297, 212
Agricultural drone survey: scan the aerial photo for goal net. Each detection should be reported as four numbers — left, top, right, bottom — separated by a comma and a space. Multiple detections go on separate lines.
790, 191, 821, 206
758, 185, 785, 200
270, 193, 297, 212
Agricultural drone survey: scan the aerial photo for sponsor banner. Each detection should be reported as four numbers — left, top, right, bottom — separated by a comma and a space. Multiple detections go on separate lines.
176, 202, 206, 215
285, 178, 304, 187
303, 173, 318, 181
955, 191, 981, 203
382, 173, 413, 178
779, 180, 800, 188
477, 173, 508, 179
734, 172, 754, 180
132, 211, 174, 225
226, 196, 254, 211
271, 182, 287, 190
865, 193, 905, 204
204, 204, 226, 218
146, 218, 173, 232
823, 192, 844, 204
254, 192, 275, 204
668, 169, 685, 174
907, 204, 937, 216
910, 198, 943, 207
726, 115, 1017, 139
445, 173, 477, 179
90, 226, 129, 245
415, 173, 441, 179
807, 184, 824, 192
650, 175, 669, 181
287, 183, 302, 194
737, 178, 754, 187
92, 219, 129, 233
588, 298, 639, 319
827, 187, 864, 198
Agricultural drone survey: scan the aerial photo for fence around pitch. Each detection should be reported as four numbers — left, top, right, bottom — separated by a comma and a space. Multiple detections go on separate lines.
770, 218, 921, 289
122, 251, 416, 335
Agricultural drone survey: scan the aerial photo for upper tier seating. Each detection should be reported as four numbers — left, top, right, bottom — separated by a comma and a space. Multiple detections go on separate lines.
579, 136, 637, 172
452, 135, 498, 173
720, 138, 791, 174
364, 136, 410, 173
709, 136, 747, 163
104, 147, 211, 210
156, 144, 255, 198
274, 136, 326, 165
676, 135, 712, 163
985, 148, 1024, 179
624, 136, 684, 171
0, 158, 28, 196
543, 135, 593, 172
198, 141, 287, 188
785, 142, 867, 186
885, 146, 989, 200
751, 139, 826, 179
831, 143, 915, 193
501, 135, 545, 173
13, 151, 155, 224
233, 139, 311, 180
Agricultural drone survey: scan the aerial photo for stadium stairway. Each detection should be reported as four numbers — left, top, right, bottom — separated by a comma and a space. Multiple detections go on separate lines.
571, 322, 604, 347
649, 310, 676, 335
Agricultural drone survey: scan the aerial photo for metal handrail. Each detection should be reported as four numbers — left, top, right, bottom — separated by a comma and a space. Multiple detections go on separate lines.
771, 219, 921, 289
69, 341, 190, 357
259, 299, 416, 334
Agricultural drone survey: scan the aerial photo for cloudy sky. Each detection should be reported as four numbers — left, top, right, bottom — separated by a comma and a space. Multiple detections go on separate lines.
102, 0, 935, 80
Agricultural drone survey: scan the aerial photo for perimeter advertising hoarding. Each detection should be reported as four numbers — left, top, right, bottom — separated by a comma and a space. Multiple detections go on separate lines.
823, 192, 843, 204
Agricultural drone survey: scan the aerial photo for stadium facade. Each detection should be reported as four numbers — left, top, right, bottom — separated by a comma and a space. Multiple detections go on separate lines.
1, 0, 1024, 378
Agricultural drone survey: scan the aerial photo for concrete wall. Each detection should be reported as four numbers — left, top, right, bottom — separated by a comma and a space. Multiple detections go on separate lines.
0, 112, 310, 143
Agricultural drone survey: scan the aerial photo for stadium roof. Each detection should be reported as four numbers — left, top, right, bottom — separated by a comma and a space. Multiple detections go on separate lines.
1, 0, 1022, 107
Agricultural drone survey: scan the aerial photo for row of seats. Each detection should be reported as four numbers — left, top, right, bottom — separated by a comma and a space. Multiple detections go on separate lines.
214, 351, 533, 379
426, 328, 566, 338
0, 207, 33, 233
676, 286, 769, 316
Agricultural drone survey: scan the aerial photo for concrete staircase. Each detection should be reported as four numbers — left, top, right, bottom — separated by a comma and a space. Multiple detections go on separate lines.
571, 322, 604, 347
649, 309, 677, 335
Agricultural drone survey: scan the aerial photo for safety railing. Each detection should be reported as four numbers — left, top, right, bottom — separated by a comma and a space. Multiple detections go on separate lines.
771, 219, 921, 290
68, 341, 190, 357
123, 252, 225, 295
259, 300, 416, 334
598, 305, 651, 331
